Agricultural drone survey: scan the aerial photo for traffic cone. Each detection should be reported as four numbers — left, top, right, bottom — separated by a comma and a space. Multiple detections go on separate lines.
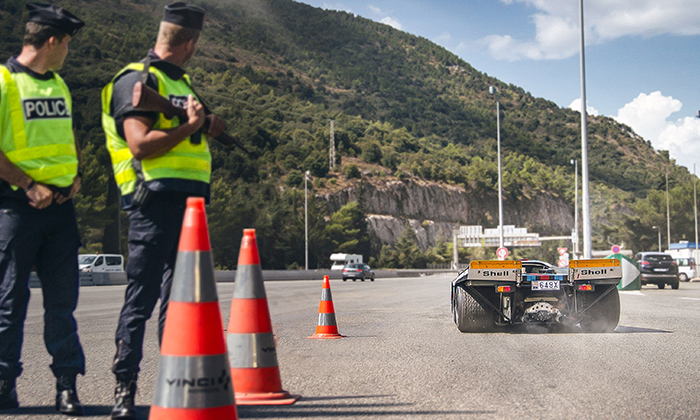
307, 275, 346, 339
149, 197, 237, 420
226, 229, 300, 405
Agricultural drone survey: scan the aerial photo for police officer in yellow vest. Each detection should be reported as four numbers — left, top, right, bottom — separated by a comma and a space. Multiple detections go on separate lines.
102, 3, 225, 419
0, 3, 86, 416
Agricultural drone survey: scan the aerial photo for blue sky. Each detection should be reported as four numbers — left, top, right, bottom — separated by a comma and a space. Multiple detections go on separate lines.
296, 0, 700, 172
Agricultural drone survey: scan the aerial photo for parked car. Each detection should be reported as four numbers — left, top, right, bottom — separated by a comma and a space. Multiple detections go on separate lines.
342, 263, 375, 281
674, 257, 696, 282
634, 252, 679, 289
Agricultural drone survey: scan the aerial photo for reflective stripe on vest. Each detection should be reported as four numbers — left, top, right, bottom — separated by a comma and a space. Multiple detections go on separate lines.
0, 65, 77, 188
101, 63, 211, 196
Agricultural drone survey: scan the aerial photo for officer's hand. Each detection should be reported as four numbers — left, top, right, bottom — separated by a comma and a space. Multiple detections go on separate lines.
55, 176, 81, 204
26, 183, 53, 209
205, 115, 226, 139
186, 95, 206, 134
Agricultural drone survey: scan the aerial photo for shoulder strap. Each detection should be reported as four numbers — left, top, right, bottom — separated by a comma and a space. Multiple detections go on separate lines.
140, 56, 152, 85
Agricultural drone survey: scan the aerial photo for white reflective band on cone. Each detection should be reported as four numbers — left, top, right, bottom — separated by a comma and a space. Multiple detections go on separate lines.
227, 332, 278, 368
317, 312, 337, 326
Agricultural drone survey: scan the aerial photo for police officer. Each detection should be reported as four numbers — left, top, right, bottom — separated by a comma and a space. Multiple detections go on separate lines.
101, 3, 225, 419
0, 2, 86, 416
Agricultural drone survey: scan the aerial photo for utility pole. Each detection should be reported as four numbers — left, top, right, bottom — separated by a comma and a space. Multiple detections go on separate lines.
666, 172, 671, 251
579, 0, 592, 259
695, 164, 698, 261
329, 119, 336, 171
305, 170, 309, 270
572, 159, 579, 259
489, 86, 504, 250
452, 230, 459, 270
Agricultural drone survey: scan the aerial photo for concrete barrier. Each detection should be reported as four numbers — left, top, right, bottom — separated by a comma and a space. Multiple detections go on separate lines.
28, 268, 458, 288
214, 269, 406, 282
90, 272, 127, 286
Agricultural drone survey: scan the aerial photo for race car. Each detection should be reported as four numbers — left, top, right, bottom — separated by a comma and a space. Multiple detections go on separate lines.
451, 259, 621, 333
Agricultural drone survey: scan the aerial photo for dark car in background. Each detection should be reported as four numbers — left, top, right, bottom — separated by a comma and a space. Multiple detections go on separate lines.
634, 252, 679, 289
342, 263, 375, 281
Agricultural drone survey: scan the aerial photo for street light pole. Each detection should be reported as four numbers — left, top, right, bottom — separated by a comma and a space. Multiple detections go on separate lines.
489, 86, 504, 250
579, 0, 592, 259
666, 172, 671, 251
653, 226, 661, 252
695, 164, 698, 261
694, 112, 700, 260
305, 170, 310, 270
571, 159, 579, 259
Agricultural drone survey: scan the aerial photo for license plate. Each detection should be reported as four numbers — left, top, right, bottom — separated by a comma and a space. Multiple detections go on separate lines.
531, 280, 560, 291
654, 268, 668, 272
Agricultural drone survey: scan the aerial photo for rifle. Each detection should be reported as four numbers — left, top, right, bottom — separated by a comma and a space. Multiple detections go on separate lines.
131, 81, 250, 155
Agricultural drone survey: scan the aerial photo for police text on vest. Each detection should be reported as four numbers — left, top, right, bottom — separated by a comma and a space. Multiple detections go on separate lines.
22, 98, 70, 120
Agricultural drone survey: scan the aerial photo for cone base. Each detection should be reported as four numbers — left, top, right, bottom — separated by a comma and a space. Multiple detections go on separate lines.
235, 391, 301, 406
307, 332, 346, 339
149, 404, 238, 419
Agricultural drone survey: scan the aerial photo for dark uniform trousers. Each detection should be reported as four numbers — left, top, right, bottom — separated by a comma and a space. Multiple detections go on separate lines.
0, 198, 85, 380
112, 193, 188, 375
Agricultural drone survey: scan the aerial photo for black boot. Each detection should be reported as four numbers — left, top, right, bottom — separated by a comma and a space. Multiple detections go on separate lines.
0, 378, 18, 411
111, 374, 137, 420
56, 374, 84, 416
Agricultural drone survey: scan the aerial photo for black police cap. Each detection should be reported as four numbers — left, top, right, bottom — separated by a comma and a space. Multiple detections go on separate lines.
26, 2, 85, 37
163, 2, 205, 31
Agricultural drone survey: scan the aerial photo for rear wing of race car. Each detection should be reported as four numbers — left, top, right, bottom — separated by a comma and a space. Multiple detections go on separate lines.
463, 258, 621, 286
568, 258, 621, 285
465, 260, 522, 283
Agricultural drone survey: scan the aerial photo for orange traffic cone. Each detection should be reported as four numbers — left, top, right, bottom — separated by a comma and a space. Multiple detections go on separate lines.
149, 197, 237, 420
307, 275, 346, 339
226, 229, 300, 405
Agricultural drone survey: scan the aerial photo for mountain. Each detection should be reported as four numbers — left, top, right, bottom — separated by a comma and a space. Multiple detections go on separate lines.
0, 0, 694, 268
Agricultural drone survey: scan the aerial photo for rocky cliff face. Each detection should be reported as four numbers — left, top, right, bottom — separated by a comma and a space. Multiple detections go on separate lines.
318, 177, 573, 250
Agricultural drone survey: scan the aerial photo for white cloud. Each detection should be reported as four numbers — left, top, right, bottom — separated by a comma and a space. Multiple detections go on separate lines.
568, 98, 599, 116
367, 5, 402, 30
319, 2, 353, 14
614, 91, 700, 170
483, 0, 700, 61
615, 91, 681, 141
658, 118, 700, 170
434, 32, 452, 45
380, 16, 402, 30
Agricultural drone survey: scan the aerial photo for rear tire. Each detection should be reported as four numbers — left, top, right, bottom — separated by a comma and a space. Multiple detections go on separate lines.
679, 273, 689, 282
671, 279, 680, 289
454, 286, 495, 333
580, 286, 620, 333
657, 283, 665, 289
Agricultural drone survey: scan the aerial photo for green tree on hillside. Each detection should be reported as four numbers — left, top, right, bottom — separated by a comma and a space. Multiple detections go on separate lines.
325, 201, 371, 257
0, 0, 690, 265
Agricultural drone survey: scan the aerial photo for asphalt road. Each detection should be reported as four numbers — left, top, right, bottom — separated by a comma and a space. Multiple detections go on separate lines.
4, 275, 700, 419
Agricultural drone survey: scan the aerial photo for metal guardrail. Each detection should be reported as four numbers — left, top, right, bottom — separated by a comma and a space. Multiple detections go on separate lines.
29, 268, 459, 288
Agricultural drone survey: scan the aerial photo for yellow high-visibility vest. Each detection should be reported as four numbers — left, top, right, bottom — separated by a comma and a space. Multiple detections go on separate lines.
0, 65, 77, 188
101, 63, 211, 196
